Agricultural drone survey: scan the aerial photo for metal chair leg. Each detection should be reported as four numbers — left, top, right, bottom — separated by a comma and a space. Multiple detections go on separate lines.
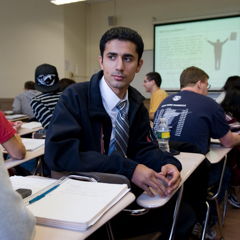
106, 221, 115, 240
214, 198, 224, 239
32, 157, 41, 175
222, 190, 228, 226
202, 201, 210, 240
169, 185, 184, 240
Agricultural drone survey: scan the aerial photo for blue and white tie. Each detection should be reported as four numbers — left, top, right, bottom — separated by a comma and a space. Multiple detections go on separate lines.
115, 100, 129, 156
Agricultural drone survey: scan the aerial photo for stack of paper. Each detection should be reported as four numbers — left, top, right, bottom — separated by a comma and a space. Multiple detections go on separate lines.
6, 114, 28, 120
21, 122, 42, 129
22, 139, 45, 151
12, 176, 129, 231
4, 110, 13, 115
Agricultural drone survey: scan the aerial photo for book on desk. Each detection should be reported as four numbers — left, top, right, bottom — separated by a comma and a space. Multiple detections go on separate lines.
21, 139, 45, 151
5, 114, 28, 120
21, 122, 42, 129
10, 175, 129, 231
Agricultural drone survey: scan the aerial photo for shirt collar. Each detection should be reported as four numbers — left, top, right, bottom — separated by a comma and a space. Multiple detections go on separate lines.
99, 76, 128, 111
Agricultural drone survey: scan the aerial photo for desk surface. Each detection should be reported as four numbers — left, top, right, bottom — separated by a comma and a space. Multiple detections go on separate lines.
206, 144, 232, 164
137, 152, 205, 208
34, 192, 135, 240
18, 127, 43, 136
7, 115, 29, 122
4, 145, 44, 169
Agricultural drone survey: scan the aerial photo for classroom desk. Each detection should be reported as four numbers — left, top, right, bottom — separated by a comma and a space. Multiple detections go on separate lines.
18, 127, 43, 136
206, 144, 232, 164
4, 145, 45, 169
34, 192, 135, 240
137, 152, 205, 208
7, 115, 29, 122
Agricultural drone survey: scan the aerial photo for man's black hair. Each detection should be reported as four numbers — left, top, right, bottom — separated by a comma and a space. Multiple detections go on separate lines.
146, 72, 162, 88
100, 27, 144, 63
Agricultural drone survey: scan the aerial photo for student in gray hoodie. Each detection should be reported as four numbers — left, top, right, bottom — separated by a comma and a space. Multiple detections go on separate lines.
12, 81, 39, 120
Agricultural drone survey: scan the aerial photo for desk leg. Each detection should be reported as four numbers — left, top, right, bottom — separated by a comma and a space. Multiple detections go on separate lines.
169, 185, 184, 240
202, 201, 210, 240
106, 221, 115, 240
32, 156, 44, 176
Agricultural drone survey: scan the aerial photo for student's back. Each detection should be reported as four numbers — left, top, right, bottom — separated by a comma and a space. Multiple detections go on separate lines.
153, 90, 229, 154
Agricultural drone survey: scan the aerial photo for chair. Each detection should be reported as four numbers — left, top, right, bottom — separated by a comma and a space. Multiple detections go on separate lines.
206, 154, 227, 240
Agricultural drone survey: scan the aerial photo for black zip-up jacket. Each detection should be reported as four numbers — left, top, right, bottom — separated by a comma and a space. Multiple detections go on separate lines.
45, 71, 181, 180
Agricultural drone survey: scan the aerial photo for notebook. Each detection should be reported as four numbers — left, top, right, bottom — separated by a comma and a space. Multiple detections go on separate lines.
5, 114, 28, 120
21, 122, 42, 129
22, 139, 45, 151
11, 175, 129, 231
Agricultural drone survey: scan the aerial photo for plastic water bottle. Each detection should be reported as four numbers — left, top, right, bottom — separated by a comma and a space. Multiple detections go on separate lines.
157, 118, 170, 152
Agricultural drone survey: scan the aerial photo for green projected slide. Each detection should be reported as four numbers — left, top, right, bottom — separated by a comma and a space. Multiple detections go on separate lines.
154, 15, 240, 91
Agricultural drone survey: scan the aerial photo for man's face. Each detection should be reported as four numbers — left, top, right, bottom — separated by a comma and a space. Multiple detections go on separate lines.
99, 39, 143, 99
143, 76, 152, 93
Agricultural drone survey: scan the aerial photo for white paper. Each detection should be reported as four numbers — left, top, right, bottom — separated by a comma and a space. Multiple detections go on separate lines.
21, 122, 42, 129
27, 179, 128, 226
22, 139, 45, 151
10, 176, 57, 195
5, 114, 27, 120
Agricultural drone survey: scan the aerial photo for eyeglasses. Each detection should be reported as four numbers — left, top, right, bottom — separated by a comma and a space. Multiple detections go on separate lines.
207, 84, 211, 90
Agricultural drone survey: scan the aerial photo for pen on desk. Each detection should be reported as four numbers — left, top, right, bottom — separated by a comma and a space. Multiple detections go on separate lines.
29, 184, 60, 204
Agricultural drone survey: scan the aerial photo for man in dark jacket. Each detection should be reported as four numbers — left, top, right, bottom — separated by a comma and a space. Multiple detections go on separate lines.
45, 27, 196, 239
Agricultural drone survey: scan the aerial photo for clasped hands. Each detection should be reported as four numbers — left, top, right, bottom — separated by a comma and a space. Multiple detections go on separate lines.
131, 164, 181, 198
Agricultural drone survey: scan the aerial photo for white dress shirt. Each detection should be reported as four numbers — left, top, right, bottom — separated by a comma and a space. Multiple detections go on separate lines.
99, 76, 129, 155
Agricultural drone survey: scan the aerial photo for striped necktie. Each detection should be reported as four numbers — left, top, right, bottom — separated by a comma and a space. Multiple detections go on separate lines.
115, 100, 129, 156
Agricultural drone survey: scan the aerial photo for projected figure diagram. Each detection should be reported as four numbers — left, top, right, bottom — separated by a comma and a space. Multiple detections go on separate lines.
206, 37, 228, 70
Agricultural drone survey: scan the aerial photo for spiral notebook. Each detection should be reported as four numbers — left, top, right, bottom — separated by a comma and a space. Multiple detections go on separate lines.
20, 175, 129, 231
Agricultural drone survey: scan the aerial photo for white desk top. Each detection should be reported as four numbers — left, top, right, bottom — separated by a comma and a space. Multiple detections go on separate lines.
18, 127, 43, 136
210, 138, 221, 144
34, 192, 135, 240
206, 144, 232, 164
137, 152, 205, 208
4, 145, 44, 169
7, 115, 29, 122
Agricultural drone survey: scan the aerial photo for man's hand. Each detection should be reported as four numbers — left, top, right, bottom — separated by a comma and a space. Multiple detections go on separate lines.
160, 164, 181, 195
13, 121, 22, 131
131, 164, 170, 198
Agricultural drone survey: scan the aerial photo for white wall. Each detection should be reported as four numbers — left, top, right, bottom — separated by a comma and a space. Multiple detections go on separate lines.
64, 3, 88, 82
0, 0, 65, 98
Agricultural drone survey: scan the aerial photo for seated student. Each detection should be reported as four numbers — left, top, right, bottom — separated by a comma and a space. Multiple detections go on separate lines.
143, 72, 168, 121
0, 111, 26, 160
0, 111, 31, 176
215, 75, 240, 104
0, 151, 36, 240
221, 86, 240, 207
12, 81, 39, 120
30, 64, 61, 132
153, 66, 240, 239
59, 78, 76, 92
45, 27, 196, 240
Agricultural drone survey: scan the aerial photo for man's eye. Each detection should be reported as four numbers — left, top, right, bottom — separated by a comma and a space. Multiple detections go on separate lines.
125, 57, 131, 61
108, 55, 115, 60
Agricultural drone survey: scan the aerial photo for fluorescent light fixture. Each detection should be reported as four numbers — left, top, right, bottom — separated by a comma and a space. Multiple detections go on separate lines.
50, 0, 86, 5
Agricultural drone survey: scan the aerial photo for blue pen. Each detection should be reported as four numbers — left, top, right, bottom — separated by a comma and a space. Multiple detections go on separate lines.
29, 184, 60, 204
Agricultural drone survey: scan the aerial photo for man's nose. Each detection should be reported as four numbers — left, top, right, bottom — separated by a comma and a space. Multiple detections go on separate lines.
116, 57, 124, 71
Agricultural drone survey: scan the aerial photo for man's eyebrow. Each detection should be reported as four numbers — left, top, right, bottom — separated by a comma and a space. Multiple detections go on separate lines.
106, 52, 135, 58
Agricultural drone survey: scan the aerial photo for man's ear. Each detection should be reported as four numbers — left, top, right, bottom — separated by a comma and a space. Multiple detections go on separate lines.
136, 59, 143, 73
197, 80, 202, 89
98, 56, 104, 70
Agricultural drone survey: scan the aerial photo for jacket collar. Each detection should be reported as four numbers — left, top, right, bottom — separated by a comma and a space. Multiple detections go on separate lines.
88, 70, 145, 126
